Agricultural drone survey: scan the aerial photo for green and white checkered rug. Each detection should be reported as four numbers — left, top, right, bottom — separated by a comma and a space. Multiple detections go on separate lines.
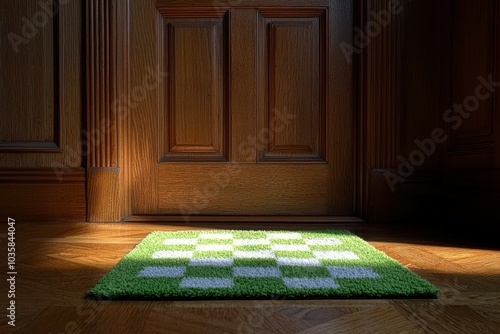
87, 230, 440, 300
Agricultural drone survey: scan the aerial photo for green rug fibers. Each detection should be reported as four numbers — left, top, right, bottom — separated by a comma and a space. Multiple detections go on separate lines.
87, 230, 440, 300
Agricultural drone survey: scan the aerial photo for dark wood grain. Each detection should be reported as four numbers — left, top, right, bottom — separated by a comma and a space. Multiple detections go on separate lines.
359, 0, 500, 225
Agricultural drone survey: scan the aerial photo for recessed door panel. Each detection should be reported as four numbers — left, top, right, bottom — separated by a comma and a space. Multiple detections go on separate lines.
258, 10, 326, 162
160, 14, 229, 161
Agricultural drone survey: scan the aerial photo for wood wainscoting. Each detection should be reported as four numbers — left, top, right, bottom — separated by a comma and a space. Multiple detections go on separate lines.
0, 0, 85, 221
357, 0, 500, 230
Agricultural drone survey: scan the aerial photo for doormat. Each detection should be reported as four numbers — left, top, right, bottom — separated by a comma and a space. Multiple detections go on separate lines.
87, 230, 440, 300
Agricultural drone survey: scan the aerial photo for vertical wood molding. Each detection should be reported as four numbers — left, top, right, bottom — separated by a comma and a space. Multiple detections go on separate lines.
494, 0, 500, 168
87, 0, 118, 168
328, 0, 355, 215
358, 0, 403, 218
355, 0, 367, 218
86, 0, 130, 221
365, 0, 401, 169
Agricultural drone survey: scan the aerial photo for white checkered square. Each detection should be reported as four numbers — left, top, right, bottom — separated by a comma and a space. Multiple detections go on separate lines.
304, 238, 342, 246
277, 258, 322, 267
137, 266, 186, 277
233, 250, 275, 259
163, 238, 198, 245
313, 251, 359, 260
327, 266, 380, 278
283, 278, 339, 289
199, 233, 233, 239
189, 258, 234, 267
152, 251, 194, 259
234, 238, 270, 245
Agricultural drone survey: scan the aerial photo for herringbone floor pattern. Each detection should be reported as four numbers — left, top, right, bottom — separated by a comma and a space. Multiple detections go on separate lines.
1, 221, 499, 334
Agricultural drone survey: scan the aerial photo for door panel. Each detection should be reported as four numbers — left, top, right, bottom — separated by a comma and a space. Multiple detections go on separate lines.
160, 15, 229, 161
258, 10, 326, 162
0, 1, 55, 149
158, 164, 330, 215
129, 0, 354, 217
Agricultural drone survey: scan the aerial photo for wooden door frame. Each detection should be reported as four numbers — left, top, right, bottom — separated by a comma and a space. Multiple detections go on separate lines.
86, 0, 360, 222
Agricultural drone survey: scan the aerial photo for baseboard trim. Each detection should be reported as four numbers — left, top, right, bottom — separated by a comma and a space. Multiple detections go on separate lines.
366, 168, 500, 230
0, 168, 86, 222
0, 167, 85, 183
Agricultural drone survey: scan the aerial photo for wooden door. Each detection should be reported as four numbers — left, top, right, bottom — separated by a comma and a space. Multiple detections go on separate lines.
127, 0, 354, 219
